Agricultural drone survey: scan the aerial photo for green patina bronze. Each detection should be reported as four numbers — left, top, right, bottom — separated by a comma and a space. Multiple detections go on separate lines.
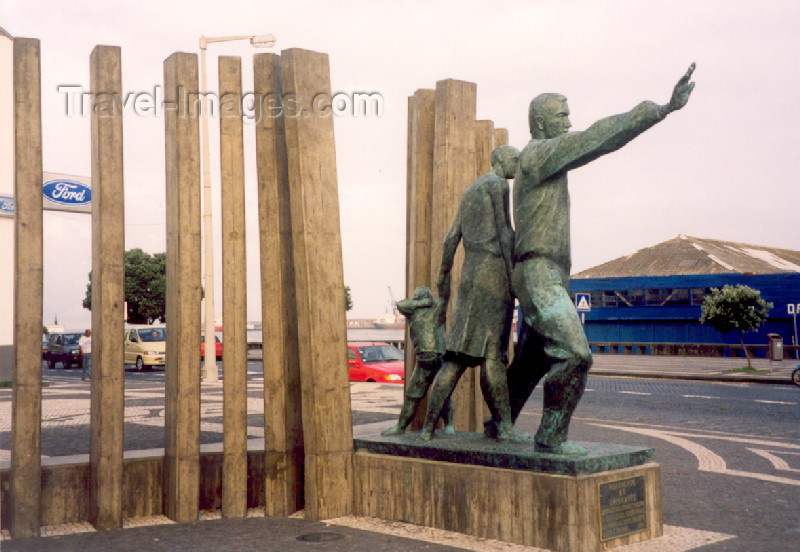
421, 146, 525, 442
382, 287, 454, 436
502, 63, 697, 455
357, 432, 655, 476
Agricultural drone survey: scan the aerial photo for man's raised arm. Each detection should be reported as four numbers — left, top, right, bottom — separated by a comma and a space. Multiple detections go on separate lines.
523, 63, 696, 182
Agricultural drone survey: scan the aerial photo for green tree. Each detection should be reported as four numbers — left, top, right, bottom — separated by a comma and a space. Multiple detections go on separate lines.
700, 285, 772, 369
83, 248, 166, 324
344, 285, 353, 312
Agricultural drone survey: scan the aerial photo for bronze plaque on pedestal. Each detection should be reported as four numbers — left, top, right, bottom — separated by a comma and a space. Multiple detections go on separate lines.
598, 476, 647, 541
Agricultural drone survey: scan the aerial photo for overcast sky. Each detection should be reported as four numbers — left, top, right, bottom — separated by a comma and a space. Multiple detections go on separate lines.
2, 0, 799, 326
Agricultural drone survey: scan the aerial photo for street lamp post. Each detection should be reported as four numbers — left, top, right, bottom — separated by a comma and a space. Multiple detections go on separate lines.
199, 34, 276, 383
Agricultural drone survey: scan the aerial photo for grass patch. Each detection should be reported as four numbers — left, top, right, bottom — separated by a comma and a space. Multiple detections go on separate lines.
0, 381, 12, 388
725, 366, 769, 374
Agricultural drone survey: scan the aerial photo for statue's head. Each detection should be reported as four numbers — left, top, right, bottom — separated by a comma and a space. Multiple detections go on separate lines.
529, 93, 571, 139
413, 286, 433, 301
491, 146, 520, 179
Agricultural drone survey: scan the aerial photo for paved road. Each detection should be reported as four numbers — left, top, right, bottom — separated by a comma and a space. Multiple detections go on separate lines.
2, 364, 799, 550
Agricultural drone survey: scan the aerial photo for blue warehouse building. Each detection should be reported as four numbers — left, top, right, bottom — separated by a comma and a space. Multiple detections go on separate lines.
570, 236, 800, 356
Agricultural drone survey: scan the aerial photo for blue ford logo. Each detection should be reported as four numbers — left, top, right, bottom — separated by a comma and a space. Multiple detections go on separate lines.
0, 195, 13, 215
42, 180, 92, 206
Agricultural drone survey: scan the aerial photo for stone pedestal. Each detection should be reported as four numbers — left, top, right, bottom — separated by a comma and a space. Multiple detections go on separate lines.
353, 433, 663, 552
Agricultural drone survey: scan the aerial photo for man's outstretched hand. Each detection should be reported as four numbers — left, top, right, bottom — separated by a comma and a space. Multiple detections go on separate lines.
668, 62, 696, 112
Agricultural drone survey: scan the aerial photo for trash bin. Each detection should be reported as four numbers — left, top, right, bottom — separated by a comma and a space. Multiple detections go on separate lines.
767, 333, 783, 361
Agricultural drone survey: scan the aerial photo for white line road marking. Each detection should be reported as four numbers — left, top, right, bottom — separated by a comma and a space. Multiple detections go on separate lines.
754, 399, 797, 405
591, 423, 800, 486
682, 394, 719, 399
660, 431, 800, 449
573, 416, 799, 442
619, 391, 651, 396
747, 448, 800, 473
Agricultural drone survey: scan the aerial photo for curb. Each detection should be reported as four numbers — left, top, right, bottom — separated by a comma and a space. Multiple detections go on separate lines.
590, 370, 797, 386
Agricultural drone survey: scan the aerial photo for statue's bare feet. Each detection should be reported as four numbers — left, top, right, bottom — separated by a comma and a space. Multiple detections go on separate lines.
442, 423, 455, 436
496, 427, 534, 444
534, 441, 588, 456
381, 425, 405, 437
420, 427, 434, 441
483, 419, 498, 439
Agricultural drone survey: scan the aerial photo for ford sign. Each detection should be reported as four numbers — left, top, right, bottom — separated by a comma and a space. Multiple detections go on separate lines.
42, 179, 92, 207
0, 194, 14, 217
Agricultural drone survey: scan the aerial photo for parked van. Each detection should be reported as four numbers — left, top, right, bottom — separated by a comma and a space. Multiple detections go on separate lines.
125, 325, 166, 371
45, 331, 84, 369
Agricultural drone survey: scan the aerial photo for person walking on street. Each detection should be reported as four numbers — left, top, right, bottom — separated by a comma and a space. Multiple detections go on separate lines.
79, 329, 92, 380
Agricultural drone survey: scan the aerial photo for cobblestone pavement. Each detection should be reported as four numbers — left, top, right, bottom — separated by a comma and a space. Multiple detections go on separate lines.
2, 363, 799, 550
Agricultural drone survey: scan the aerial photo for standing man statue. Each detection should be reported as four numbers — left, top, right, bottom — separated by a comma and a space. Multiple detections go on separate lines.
422, 145, 521, 441
499, 63, 696, 454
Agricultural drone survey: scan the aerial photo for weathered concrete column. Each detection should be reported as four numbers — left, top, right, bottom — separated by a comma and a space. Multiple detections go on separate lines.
474, 120, 495, 176
430, 79, 480, 432
404, 88, 435, 429
218, 55, 248, 519
281, 48, 353, 520
163, 52, 202, 523
493, 127, 509, 148
253, 52, 304, 517
89, 44, 125, 530
11, 36, 43, 539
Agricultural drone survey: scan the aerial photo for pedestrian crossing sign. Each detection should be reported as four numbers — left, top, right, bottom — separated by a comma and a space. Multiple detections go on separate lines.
575, 292, 591, 312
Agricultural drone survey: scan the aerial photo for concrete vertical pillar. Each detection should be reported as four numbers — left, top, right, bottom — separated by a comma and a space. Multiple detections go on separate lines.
474, 120, 495, 176
218, 55, 248, 519
493, 128, 509, 148
430, 79, 480, 432
281, 48, 353, 520
404, 88, 435, 429
163, 52, 201, 523
0, 27, 14, 382
253, 52, 304, 516
10, 36, 43, 539
89, 45, 125, 530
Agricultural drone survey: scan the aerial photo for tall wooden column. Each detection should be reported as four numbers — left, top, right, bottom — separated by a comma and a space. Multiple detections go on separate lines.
254, 52, 304, 516
89, 45, 125, 530
163, 52, 201, 523
404, 88, 435, 430
474, 120, 495, 176
218, 55, 248, 519
494, 128, 509, 148
430, 79, 479, 432
281, 48, 353, 520
10, 36, 43, 539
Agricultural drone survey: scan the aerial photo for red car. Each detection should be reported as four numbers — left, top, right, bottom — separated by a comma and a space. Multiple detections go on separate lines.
200, 333, 223, 361
347, 343, 405, 383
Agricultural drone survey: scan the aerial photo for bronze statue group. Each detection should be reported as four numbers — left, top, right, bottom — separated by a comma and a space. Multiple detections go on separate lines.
383, 64, 696, 455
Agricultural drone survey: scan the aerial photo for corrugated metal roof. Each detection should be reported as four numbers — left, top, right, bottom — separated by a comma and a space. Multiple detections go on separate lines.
573, 235, 800, 278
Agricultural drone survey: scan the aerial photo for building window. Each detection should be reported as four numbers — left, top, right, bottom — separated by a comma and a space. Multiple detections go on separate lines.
589, 287, 695, 307
664, 288, 690, 306
646, 289, 664, 306
690, 288, 711, 305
